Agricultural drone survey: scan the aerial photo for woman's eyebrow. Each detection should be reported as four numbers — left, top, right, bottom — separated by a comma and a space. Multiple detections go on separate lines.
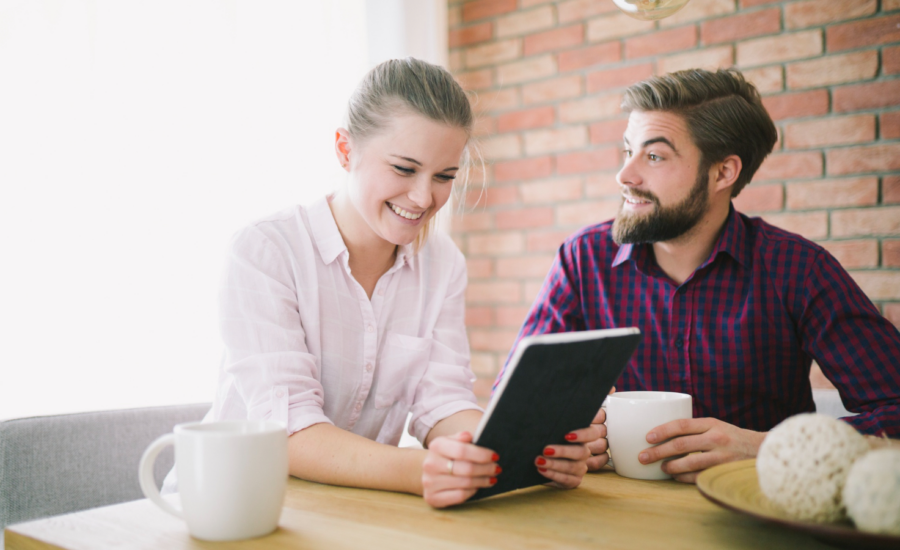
391, 154, 458, 172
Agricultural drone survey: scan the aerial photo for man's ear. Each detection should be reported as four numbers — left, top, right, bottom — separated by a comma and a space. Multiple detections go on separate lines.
712, 155, 742, 194
334, 128, 352, 171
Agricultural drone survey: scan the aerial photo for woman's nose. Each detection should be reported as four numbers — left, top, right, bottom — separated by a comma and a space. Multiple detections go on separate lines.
408, 176, 433, 209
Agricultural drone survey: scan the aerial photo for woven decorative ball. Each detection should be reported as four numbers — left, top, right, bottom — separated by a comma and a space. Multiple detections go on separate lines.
844, 448, 900, 535
756, 413, 869, 523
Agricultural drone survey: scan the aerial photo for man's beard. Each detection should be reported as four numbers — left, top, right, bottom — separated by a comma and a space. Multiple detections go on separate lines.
612, 169, 710, 245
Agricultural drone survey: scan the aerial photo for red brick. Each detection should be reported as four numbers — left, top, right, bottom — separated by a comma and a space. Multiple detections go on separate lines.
496, 6, 555, 38
785, 0, 876, 30
449, 50, 463, 72
464, 184, 518, 208
449, 4, 462, 27
466, 258, 493, 279
469, 352, 497, 378
468, 328, 520, 351
587, 12, 655, 43
657, 46, 734, 75
557, 199, 620, 226
521, 0, 554, 6
451, 210, 493, 232
473, 115, 496, 137
471, 88, 520, 113
762, 90, 829, 121
625, 26, 697, 60
587, 64, 654, 94
495, 207, 554, 230
737, 31, 823, 68
497, 55, 557, 86
494, 156, 554, 182
849, 271, 900, 301
585, 171, 621, 198
468, 231, 525, 256
449, 23, 493, 49
497, 106, 555, 133
755, 152, 823, 181
885, 176, 900, 204
495, 254, 555, 278
466, 282, 521, 304
786, 177, 879, 209
743, 66, 784, 94
527, 229, 576, 252
466, 306, 494, 327
885, 46, 900, 76
827, 14, 900, 52
463, 0, 517, 22
520, 177, 584, 203
495, 306, 532, 327
524, 280, 545, 302
701, 8, 780, 46
818, 240, 879, 268
481, 134, 521, 160
784, 115, 876, 149
465, 39, 520, 70
660, 0, 736, 28
590, 118, 629, 144
740, 0, 781, 6
834, 80, 900, 113
762, 212, 829, 239
524, 25, 585, 56
556, 147, 620, 175
557, 42, 621, 73
884, 240, 900, 267
456, 69, 493, 91
522, 75, 583, 105
885, 303, 900, 330
827, 143, 900, 176
559, 93, 623, 123
888, 0, 900, 12
732, 183, 784, 212
525, 127, 588, 155
786, 51, 878, 90
831, 206, 900, 237
558, 0, 618, 23
882, 112, 900, 140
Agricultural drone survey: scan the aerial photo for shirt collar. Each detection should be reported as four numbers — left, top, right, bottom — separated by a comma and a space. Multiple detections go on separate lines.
610, 204, 750, 270
308, 195, 416, 271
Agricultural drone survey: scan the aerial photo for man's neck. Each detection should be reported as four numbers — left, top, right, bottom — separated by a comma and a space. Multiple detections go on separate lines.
651, 202, 731, 286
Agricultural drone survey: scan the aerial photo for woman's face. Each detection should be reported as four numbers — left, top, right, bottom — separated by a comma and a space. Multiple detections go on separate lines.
338, 113, 468, 247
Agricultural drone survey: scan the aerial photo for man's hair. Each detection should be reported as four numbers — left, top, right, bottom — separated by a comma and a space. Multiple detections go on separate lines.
621, 68, 778, 197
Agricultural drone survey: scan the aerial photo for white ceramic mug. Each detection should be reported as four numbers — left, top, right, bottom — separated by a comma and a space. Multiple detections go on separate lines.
139, 420, 288, 541
605, 391, 692, 480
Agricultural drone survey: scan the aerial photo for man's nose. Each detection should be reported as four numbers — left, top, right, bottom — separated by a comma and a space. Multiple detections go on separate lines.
616, 156, 641, 188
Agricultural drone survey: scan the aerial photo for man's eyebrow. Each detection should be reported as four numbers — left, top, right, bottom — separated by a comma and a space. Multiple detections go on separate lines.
390, 154, 458, 172
642, 137, 679, 154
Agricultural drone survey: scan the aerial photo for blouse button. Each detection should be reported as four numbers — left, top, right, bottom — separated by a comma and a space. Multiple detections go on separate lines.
377, 287, 385, 296
366, 324, 374, 333
366, 363, 373, 372
275, 389, 284, 398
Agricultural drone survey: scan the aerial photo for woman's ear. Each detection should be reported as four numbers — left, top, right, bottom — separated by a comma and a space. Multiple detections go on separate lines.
334, 128, 352, 171
712, 154, 742, 194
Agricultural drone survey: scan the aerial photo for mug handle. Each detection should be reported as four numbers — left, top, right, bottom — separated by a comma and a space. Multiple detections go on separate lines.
138, 433, 183, 518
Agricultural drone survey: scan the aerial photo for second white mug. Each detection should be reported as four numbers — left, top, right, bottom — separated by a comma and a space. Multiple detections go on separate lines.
605, 391, 692, 480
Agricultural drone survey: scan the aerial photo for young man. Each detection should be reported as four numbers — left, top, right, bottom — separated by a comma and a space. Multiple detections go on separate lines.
499, 68, 900, 483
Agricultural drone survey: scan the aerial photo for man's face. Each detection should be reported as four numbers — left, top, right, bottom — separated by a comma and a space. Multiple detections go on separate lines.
612, 110, 711, 245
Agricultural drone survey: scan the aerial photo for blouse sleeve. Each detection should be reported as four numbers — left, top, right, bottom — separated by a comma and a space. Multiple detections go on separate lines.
218, 225, 333, 435
407, 246, 482, 443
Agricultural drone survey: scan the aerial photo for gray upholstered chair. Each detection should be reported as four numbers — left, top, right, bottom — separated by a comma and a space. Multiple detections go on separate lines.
0, 403, 210, 545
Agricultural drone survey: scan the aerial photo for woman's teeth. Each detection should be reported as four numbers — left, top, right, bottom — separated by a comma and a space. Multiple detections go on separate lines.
389, 203, 423, 220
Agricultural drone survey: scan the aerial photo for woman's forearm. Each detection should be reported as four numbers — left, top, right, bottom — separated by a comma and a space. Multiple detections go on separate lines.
424, 409, 484, 447
288, 423, 427, 495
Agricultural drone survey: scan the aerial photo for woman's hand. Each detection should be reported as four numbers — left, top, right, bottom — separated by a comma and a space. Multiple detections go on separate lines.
422, 431, 499, 508
537, 407, 606, 488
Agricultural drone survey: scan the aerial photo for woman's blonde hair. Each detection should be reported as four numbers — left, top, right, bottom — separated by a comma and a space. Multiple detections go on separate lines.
345, 57, 478, 252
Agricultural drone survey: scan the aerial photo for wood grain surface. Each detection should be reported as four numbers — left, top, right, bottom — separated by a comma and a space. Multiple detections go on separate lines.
5, 470, 835, 550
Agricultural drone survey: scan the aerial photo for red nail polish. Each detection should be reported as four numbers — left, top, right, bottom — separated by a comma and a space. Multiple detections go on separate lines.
544, 447, 556, 456
489, 477, 497, 485
492, 453, 500, 462
495, 465, 502, 474
538, 468, 547, 473
565, 433, 577, 441
536, 457, 547, 466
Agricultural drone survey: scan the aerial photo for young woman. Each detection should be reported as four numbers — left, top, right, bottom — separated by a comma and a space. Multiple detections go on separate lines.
166, 58, 604, 508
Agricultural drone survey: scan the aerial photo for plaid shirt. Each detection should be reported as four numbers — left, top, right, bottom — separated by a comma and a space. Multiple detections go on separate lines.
498, 206, 900, 436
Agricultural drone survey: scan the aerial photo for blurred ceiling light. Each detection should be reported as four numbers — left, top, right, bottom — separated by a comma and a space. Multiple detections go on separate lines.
612, 0, 691, 21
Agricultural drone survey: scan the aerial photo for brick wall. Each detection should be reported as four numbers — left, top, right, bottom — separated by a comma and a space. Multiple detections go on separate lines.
447, 0, 900, 402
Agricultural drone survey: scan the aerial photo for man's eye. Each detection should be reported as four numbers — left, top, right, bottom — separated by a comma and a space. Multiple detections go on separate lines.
648, 153, 662, 161
392, 165, 415, 175
622, 149, 632, 158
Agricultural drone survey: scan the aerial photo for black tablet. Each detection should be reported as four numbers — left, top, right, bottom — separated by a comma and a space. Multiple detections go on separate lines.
470, 327, 641, 500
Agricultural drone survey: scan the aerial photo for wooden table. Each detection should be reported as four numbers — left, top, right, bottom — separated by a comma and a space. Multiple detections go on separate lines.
5, 470, 835, 550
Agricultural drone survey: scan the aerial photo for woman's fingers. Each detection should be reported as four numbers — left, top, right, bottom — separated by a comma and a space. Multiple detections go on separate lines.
428, 432, 497, 464
422, 433, 501, 508
538, 467, 584, 489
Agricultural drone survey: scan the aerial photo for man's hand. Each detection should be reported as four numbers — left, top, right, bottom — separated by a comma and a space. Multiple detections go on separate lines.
638, 418, 766, 483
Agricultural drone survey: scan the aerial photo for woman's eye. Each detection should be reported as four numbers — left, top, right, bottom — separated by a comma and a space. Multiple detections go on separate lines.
392, 165, 415, 175
435, 174, 456, 182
